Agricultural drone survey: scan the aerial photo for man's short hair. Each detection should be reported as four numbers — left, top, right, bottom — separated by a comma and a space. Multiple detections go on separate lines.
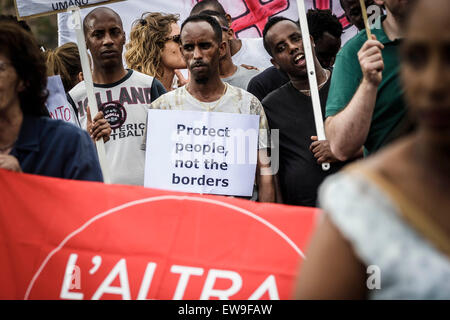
307, 9, 343, 40
262, 16, 298, 57
190, 0, 226, 16
83, 7, 123, 36
199, 9, 228, 27
181, 14, 223, 44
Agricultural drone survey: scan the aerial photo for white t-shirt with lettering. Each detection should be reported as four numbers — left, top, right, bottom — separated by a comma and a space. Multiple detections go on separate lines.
68, 70, 165, 185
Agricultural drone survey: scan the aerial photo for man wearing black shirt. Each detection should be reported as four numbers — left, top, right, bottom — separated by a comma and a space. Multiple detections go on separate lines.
247, 66, 289, 102
262, 17, 345, 207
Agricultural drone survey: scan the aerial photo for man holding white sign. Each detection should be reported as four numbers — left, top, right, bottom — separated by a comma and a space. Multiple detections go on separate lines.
148, 14, 275, 202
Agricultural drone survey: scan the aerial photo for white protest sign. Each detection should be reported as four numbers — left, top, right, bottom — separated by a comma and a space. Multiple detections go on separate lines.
14, 0, 124, 20
144, 110, 260, 197
46, 75, 80, 127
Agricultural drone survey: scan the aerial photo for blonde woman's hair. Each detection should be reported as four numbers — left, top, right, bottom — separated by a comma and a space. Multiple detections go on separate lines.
43, 42, 81, 92
125, 12, 179, 80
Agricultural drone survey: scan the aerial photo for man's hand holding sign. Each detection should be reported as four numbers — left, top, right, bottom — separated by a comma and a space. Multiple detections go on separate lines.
145, 14, 275, 201
145, 110, 262, 197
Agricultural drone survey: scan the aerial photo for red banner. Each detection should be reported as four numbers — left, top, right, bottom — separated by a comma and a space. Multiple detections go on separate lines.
0, 169, 320, 300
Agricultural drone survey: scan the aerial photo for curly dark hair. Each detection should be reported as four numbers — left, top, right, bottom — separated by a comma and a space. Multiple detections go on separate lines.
0, 21, 49, 116
307, 9, 343, 41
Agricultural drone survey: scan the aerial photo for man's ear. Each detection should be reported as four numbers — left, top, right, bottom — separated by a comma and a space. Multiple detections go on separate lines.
227, 28, 234, 41
219, 40, 227, 57
225, 14, 232, 27
78, 71, 84, 82
310, 35, 316, 51
271, 58, 280, 70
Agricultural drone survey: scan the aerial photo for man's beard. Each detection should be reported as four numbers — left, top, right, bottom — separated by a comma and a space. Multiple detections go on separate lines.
385, 1, 410, 25
194, 76, 209, 84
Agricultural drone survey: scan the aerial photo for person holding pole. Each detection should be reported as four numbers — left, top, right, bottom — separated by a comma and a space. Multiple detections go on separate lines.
149, 14, 275, 202
261, 17, 347, 207
68, 7, 166, 186
0, 21, 103, 182
295, 0, 450, 299
339, 0, 377, 32
325, 0, 411, 160
247, 9, 343, 103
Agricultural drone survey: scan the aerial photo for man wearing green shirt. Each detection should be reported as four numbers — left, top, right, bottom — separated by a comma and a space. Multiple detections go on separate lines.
325, 0, 410, 159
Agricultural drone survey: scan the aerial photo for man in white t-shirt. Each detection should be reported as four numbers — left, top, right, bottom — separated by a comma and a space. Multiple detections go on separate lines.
201, 10, 260, 90
150, 14, 275, 202
190, 0, 272, 70
68, 7, 166, 186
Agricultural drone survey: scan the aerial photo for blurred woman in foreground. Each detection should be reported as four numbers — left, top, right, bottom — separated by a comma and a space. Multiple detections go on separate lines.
0, 22, 104, 181
295, 0, 450, 299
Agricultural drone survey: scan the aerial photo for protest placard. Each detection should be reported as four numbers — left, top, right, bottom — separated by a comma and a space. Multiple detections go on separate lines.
46, 75, 80, 127
14, 0, 124, 20
144, 110, 260, 197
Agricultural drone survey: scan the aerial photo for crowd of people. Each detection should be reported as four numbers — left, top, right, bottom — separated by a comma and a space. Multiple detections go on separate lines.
0, 0, 448, 299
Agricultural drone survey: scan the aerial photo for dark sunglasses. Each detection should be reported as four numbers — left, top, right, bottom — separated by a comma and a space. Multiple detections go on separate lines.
164, 34, 181, 44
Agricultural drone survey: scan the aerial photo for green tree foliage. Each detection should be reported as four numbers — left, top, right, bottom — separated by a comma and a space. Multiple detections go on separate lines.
0, 0, 58, 49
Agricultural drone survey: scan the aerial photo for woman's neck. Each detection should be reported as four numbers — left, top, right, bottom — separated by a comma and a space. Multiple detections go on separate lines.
414, 129, 450, 181
0, 103, 23, 148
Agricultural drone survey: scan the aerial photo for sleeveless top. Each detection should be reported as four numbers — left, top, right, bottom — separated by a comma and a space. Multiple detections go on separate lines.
318, 168, 450, 299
